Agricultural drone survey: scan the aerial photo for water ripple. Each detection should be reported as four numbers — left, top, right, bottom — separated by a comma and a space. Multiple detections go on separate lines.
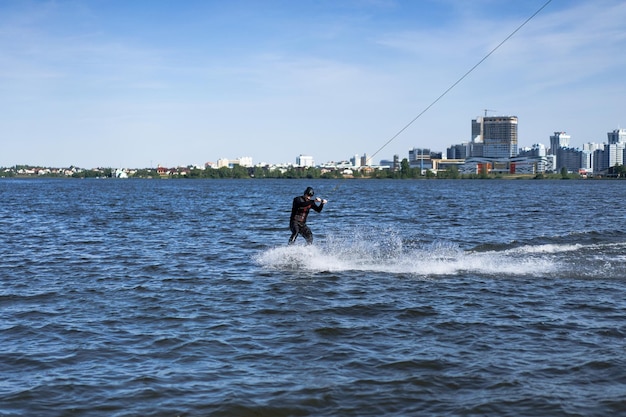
1, 179, 626, 416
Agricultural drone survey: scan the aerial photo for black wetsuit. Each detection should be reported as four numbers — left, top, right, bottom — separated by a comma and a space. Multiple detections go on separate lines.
289, 196, 324, 244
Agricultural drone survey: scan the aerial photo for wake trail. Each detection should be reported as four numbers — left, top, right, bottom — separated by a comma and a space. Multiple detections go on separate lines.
254, 235, 562, 277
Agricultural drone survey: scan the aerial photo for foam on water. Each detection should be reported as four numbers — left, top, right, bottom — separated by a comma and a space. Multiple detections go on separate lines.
255, 234, 561, 277
505, 243, 582, 254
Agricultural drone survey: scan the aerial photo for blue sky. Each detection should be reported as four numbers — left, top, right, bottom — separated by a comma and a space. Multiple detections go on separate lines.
1, 0, 625, 168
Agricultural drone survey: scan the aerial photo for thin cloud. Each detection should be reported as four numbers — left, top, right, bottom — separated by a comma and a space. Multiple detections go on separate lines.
0, 0, 624, 167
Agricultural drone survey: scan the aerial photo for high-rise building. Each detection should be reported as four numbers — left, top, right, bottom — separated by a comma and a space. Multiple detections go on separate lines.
482, 116, 518, 158
549, 132, 571, 154
447, 143, 470, 159
607, 143, 625, 167
555, 147, 582, 173
583, 142, 603, 173
607, 128, 626, 144
469, 118, 484, 157
471, 118, 482, 142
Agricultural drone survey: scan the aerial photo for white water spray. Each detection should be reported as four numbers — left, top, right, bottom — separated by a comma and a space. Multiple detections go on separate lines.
254, 229, 561, 277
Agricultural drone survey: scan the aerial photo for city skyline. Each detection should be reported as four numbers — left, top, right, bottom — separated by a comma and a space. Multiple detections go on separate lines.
1, 0, 625, 168
3, 120, 623, 171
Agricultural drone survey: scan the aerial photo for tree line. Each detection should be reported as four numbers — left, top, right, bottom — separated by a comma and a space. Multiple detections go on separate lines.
5, 160, 626, 179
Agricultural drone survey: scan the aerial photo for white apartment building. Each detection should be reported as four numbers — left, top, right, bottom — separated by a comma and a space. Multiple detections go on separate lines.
296, 154, 314, 167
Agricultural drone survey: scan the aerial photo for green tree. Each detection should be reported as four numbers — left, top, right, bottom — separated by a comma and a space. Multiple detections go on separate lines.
0, 168, 15, 178
304, 167, 321, 179
216, 167, 232, 178
231, 164, 249, 178
400, 158, 410, 178
613, 164, 626, 178
135, 168, 158, 178
251, 166, 266, 178
185, 168, 203, 178
444, 165, 460, 179
266, 167, 284, 178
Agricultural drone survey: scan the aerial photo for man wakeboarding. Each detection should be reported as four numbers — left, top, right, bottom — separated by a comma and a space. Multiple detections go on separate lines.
289, 186, 327, 245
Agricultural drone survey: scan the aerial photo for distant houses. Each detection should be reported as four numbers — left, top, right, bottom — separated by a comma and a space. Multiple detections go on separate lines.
3, 121, 626, 179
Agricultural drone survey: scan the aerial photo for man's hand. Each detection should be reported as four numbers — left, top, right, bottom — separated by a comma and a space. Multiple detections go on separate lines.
322, 199, 328, 204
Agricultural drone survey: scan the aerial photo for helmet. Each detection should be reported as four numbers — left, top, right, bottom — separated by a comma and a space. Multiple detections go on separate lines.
304, 187, 314, 197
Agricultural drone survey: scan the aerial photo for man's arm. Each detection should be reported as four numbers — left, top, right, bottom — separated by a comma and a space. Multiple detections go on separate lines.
311, 198, 327, 213
293, 196, 314, 210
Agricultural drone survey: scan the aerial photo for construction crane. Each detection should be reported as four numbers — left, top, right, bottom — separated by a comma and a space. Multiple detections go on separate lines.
483, 109, 497, 117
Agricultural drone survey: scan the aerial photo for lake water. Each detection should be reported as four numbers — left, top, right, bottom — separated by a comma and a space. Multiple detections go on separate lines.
2, 178, 625, 416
